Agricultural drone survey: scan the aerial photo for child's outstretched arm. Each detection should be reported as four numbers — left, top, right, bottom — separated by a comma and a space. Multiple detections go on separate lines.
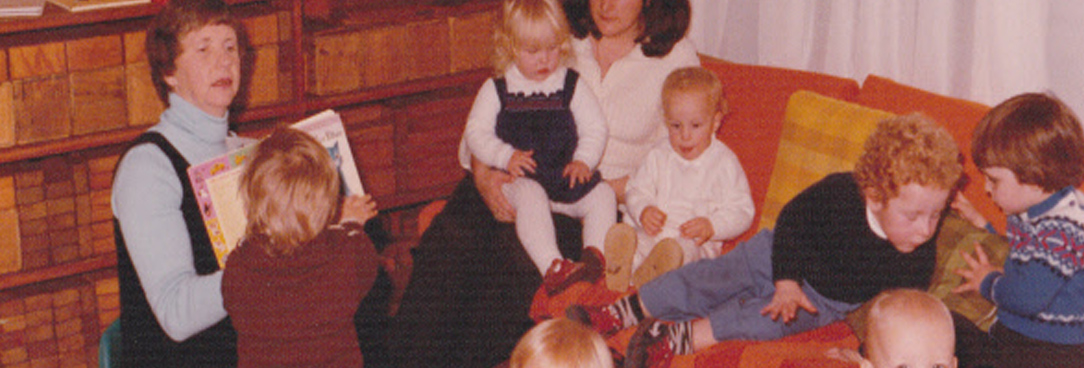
951, 193, 990, 230
340, 194, 378, 225
952, 243, 1002, 294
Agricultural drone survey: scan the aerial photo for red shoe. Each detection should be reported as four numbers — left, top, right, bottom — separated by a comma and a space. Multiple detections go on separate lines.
541, 247, 605, 296
625, 319, 675, 368
565, 303, 626, 337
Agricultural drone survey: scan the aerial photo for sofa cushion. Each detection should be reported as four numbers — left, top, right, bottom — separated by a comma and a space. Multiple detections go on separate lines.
856, 75, 1001, 232
700, 55, 860, 241
927, 211, 1007, 331
758, 90, 894, 230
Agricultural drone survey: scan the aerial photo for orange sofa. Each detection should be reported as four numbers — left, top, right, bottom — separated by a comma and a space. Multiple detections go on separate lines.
420, 55, 1002, 367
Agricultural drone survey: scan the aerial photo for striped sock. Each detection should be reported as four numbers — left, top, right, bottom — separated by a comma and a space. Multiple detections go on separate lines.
665, 321, 693, 355
606, 293, 645, 329
644, 320, 694, 355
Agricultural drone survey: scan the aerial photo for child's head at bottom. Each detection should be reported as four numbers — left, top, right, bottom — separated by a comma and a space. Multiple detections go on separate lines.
240, 127, 341, 256
510, 317, 613, 368
862, 289, 957, 368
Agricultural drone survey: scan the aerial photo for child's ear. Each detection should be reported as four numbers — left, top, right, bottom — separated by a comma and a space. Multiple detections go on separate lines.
712, 110, 724, 133
863, 189, 885, 212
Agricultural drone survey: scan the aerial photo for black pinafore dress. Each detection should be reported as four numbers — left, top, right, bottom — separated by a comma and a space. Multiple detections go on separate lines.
494, 69, 601, 203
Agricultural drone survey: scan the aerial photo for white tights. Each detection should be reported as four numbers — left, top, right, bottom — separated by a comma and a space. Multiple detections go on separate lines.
503, 178, 616, 274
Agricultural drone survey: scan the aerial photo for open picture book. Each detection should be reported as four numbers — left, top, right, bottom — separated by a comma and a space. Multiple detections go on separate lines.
187, 109, 364, 268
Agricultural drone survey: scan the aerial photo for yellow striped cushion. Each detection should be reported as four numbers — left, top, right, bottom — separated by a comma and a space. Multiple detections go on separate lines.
758, 91, 895, 230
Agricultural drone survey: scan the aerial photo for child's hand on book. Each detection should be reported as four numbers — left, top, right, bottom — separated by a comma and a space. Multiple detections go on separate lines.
562, 160, 592, 187
952, 243, 1002, 294
340, 195, 378, 225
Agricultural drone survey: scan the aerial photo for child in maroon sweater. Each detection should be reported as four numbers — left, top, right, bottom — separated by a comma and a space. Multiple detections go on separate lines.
222, 127, 379, 367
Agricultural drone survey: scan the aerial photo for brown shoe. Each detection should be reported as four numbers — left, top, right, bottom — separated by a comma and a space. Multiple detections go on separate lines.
624, 319, 675, 368
542, 246, 605, 296
631, 238, 683, 289
604, 223, 637, 292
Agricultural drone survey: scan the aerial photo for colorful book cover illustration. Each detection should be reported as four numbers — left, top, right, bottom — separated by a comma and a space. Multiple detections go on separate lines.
188, 109, 364, 267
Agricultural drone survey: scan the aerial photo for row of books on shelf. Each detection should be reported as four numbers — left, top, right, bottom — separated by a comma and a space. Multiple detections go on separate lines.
0, 0, 153, 17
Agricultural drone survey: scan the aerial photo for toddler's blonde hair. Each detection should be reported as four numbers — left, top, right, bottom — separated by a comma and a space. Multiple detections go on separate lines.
492, 0, 573, 76
239, 127, 340, 256
662, 66, 729, 117
509, 318, 613, 368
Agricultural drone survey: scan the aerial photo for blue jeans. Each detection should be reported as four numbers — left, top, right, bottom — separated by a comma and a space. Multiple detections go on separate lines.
638, 229, 859, 341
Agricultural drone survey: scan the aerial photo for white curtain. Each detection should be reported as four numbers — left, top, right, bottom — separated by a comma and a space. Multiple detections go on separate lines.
688, 0, 1084, 115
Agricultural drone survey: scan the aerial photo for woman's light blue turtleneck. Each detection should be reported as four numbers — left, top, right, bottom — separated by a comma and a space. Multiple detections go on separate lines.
151, 93, 231, 165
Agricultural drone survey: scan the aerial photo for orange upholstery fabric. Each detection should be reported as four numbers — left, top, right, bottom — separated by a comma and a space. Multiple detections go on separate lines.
856, 75, 1000, 232
702, 55, 860, 242
418, 60, 999, 368
529, 280, 858, 368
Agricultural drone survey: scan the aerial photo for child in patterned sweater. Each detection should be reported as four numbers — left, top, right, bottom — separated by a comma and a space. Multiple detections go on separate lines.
953, 93, 1084, 367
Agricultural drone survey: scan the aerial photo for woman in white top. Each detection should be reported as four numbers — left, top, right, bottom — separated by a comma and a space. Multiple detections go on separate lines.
392, 1, 700, 367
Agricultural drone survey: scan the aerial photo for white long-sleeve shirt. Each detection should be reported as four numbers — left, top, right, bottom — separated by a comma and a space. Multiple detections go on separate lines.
625, 138, 755, 245
464, 66, 607, 171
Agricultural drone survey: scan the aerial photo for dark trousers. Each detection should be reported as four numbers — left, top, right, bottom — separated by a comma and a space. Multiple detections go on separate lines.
991, 322, 1084, 368
390, 175, 583, 368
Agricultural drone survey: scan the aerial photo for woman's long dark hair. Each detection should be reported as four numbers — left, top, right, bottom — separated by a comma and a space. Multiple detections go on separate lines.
563, 0, 690, 57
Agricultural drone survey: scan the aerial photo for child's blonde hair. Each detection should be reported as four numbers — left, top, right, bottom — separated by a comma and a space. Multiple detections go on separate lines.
867, 289, 953, 337
509, 318, 613, 368
492, 0, 573, 75
972, 92, 1084, 192
661, 66, 729, 116
865, 289, 956, 364
240, 127, 340, 256
854, 114, 963, 204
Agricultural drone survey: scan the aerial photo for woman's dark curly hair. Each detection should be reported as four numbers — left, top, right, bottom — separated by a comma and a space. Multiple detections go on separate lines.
563, 0, 691, 57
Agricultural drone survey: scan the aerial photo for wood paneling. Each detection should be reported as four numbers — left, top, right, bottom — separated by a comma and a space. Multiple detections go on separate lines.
66, 35, 123, 72
9, 42, 65, 80
71, 67, 127, 136
14, 76, 71, 145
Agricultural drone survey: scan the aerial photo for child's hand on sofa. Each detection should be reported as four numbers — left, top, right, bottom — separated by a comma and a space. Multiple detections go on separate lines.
761, 279, 818, 323
679, 217, 713, 246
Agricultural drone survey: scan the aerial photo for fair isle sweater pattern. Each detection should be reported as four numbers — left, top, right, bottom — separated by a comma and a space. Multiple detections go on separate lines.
982, 186, 1084, 344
